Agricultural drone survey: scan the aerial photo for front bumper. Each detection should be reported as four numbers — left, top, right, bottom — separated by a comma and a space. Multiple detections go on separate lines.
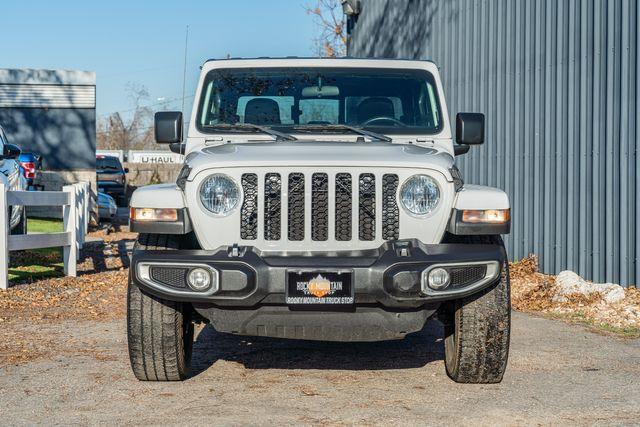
131, 239, 506, 309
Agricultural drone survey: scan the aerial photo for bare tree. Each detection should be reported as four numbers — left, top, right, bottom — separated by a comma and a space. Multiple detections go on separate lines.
305, 0, 347, 57
97, 83, 155, 150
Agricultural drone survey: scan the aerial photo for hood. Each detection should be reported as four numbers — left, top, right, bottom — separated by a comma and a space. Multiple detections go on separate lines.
186, 141, 455, 180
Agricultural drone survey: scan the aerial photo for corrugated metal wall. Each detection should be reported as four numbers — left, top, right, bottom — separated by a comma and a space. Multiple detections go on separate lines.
348, 0, 640, 286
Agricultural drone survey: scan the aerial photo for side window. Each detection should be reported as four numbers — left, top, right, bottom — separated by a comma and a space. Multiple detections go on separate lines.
299, 99, 339, 124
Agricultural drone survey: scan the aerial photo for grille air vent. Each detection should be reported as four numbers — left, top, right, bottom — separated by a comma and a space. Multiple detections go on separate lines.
382, 174, 399, 240
288, 173, 305, 241
359, 173, 376, 241
240, 173, 258, 240
335, 173, 352, 241
264, 173, 282, 240
311, 173, 329, 241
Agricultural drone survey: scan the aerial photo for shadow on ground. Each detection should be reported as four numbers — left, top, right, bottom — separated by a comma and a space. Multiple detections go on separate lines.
189, 319, 444, 376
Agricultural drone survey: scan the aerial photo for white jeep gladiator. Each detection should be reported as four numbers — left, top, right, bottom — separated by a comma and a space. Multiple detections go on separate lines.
128, 58, 511, 383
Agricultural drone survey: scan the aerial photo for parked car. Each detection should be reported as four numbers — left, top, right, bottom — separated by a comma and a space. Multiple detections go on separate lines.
96, 155, 128, 206
127, 58, 511, 384
97, 192, 118, 221
18, 152, 42, 188
0, 125, 27, 234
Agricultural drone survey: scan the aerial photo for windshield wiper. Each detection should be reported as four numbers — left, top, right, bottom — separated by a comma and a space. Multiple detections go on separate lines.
203, 123, 297, 141
292, 124, 392, 142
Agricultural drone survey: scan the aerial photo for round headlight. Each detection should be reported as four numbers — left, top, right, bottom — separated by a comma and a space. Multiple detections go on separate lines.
200, 174, 240, 215
400, 174, 440, 215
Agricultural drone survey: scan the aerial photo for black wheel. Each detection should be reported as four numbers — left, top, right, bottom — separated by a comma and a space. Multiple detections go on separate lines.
440, 234, 511, 384
127, 234, 194, 381
10, 208, 27, 235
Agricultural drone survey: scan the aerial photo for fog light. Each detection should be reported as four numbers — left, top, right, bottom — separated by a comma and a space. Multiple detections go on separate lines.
427, 268, 450, 290
188, 268, 211, 291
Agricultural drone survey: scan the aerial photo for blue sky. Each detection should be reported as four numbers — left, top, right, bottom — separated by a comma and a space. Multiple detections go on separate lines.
0, 0, 319, 120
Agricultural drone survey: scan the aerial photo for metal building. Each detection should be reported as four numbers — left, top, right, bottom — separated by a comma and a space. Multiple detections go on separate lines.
347, 0, 639, 286
0, 69, 96, 171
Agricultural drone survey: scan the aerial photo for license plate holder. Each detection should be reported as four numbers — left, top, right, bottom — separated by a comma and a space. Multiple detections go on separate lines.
286, 270, 354, 305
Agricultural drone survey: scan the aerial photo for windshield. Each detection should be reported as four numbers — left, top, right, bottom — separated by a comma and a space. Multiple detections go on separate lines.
96, 156, 122, 170
197, 67, 442, 135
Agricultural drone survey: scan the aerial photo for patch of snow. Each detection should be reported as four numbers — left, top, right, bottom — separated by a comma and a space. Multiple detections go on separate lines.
554, 270, 626, 304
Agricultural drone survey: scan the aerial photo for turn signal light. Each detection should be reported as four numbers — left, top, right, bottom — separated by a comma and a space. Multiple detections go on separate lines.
461, 209, 510, 224
130, 208, 178, 222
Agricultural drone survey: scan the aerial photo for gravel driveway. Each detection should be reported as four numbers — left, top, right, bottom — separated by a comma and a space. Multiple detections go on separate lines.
1, 312, 639, 425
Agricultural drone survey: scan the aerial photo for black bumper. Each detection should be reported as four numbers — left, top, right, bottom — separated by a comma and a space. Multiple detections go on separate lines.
131, 239, 506, 309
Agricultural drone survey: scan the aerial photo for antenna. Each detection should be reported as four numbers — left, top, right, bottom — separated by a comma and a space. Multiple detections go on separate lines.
181, 25, 189, 113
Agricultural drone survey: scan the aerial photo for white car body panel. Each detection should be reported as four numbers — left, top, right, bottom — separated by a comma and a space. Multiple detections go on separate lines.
186, 142, 454, 184
130, 183, 186, 209
453, 185, 510, 210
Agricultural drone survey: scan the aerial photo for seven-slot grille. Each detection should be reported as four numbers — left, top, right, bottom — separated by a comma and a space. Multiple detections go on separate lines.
241, 172, 400, 242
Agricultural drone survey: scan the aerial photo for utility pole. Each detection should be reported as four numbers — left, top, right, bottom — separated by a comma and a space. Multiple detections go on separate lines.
181, 25, 189, 113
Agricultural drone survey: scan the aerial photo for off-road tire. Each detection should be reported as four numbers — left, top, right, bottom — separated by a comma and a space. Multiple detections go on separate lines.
127, 233, 194, 381
440, 234, 510, 384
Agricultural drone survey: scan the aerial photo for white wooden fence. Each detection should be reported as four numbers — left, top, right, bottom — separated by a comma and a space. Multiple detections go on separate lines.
0, 182, 90, 290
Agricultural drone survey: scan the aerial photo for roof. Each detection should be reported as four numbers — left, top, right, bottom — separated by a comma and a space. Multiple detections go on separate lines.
0, 68, 95, 86
202, 56, 435, 66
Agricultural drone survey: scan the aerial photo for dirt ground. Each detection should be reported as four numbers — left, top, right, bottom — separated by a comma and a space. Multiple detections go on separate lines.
1, 313, 639, 425
1, 232, 639, 425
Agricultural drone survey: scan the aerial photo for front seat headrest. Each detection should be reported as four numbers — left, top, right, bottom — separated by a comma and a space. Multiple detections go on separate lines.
356, 97, 395, 123
244, 98, 281, 125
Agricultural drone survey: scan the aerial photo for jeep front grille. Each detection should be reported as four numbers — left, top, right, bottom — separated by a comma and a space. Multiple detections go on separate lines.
240, 172, 400, 243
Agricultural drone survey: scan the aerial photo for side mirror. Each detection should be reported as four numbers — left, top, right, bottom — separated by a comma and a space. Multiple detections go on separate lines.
169, 143, 185, 155
155, 111, 183, 144
456, 112, 484, 145
124, 167, 130, 173
2, 144, 21, 159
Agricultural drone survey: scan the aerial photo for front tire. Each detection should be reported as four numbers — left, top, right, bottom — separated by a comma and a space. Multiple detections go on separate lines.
127, 234, 194, 381
440, 234, 511, 383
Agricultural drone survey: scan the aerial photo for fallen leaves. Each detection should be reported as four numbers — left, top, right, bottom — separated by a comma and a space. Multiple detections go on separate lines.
510, 255, 640, 335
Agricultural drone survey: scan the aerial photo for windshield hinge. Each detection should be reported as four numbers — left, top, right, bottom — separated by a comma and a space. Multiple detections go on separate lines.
205, 136, 224, 145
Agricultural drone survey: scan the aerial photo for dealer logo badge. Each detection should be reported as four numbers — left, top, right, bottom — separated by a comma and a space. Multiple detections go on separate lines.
307, 274, 332, 298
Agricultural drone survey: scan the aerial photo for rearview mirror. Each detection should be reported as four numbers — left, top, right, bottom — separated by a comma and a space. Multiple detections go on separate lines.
155, 111, 183, 144
456, 112, 484, 145
301, 85, 340, 98
2, 144, 21, 159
